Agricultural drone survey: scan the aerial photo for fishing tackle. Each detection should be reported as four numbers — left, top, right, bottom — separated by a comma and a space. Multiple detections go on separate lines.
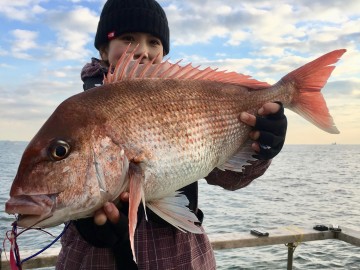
3, 219, 71, 270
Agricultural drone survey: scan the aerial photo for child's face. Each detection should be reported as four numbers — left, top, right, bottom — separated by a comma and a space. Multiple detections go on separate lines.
104, 32, 164, 66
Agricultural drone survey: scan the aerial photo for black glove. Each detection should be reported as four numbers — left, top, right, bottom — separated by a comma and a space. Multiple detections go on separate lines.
253, 102, 287, 160
74, 210, 129, 248
74, 203, 138, 269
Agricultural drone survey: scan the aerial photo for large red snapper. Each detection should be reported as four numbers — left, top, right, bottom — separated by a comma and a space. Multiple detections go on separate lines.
5, 49, 345, 261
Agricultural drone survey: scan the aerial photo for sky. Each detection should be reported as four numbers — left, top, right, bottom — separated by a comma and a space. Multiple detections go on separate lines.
0, 0, 359, 144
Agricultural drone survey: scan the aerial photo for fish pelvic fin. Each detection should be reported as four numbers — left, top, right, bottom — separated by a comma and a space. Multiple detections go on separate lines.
104, 45, 270, 89
281, 49, 346, 134
128, 163, 146, 263
146, 192, 203, 234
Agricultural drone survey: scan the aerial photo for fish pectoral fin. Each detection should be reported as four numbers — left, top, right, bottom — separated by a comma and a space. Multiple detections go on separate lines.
218, 139, 257, 172
146, 192, 203, 234
128, 163, 146, 263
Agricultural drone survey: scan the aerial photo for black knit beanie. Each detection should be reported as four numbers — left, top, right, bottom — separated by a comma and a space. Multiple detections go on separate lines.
94, 0, 170, 55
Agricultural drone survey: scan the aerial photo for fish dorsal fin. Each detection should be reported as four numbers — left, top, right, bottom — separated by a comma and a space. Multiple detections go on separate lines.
104, 45, 270, 89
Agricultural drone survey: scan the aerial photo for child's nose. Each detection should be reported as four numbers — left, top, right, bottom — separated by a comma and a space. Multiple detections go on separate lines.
133, 43, 149, 61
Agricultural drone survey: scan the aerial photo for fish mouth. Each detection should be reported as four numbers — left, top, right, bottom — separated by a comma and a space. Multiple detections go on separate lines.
5, 194, 57, 228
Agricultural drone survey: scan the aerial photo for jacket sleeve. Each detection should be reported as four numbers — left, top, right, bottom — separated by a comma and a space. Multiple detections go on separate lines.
81, 58, 107, 91
205, 159, 271, 191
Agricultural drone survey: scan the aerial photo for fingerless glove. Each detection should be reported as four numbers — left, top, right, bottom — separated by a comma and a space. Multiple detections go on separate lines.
253, 102, 287, 160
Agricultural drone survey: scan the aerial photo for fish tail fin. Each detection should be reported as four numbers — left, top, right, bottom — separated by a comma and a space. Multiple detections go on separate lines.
281, 49, 346, 134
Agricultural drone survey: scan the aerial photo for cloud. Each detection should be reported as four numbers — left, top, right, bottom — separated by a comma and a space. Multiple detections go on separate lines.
3, 5, 100, 62
164, 0, 359, 60
0, 62, 85, 141
0, 63, 14, 68
165, 4, 228, 46
10, 29, 39, 59
0, 46, 9, 56
326, 80, 360, 97
47, 6, 98, 34
0, 0, 46, 22
0, 64, 82, 125
43, 7, 99, 61
67, 0, 102, 3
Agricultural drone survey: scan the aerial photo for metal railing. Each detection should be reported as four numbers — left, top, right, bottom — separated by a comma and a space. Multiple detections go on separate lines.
1, 225, 359, 270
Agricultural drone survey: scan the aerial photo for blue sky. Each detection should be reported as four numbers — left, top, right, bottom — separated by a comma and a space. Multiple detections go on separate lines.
0, 0, 359, 144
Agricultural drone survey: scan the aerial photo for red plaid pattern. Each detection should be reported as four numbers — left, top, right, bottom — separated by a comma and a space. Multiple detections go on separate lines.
56, 219, 215, 270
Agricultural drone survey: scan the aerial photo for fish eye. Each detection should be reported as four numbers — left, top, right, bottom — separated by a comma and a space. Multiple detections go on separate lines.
48, 140, 71, 161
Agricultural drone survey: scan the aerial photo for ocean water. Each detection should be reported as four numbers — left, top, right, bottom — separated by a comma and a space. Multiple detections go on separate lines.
0, 141, 359, 269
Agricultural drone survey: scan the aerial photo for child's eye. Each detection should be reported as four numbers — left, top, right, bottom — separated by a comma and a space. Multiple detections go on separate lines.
150, 39, 161, 46
120, 35, 135, 42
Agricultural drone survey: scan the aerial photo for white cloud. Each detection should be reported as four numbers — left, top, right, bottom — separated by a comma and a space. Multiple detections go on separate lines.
164, 0, 359, 59
226, 30, 249, 46
3, 5, 100, 62
0, 0, 46, 22
255, 47, 286, 58
44, 7, 99, 61
165, 4, 229, 45
10, 29, 39, 59
0, 64, 82, 126
47, 6, 99, 34
0, 63, 14, 68
353, 89, 360, 97
0, 47, 9, 56
67, 0, 101, 3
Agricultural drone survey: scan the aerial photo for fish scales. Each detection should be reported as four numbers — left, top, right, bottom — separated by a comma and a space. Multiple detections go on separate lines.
74, 79, 270, 198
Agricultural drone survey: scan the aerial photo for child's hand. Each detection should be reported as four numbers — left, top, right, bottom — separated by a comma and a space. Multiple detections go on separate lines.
94, 192, 130, 225
240, 102, 287, 160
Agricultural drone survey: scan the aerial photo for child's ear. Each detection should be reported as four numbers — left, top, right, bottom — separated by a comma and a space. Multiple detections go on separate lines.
100, 50, 108, 61
99, 45, 109, 61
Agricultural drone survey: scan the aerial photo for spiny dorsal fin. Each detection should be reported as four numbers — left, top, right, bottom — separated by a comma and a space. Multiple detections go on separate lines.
104, 45, 270, 89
